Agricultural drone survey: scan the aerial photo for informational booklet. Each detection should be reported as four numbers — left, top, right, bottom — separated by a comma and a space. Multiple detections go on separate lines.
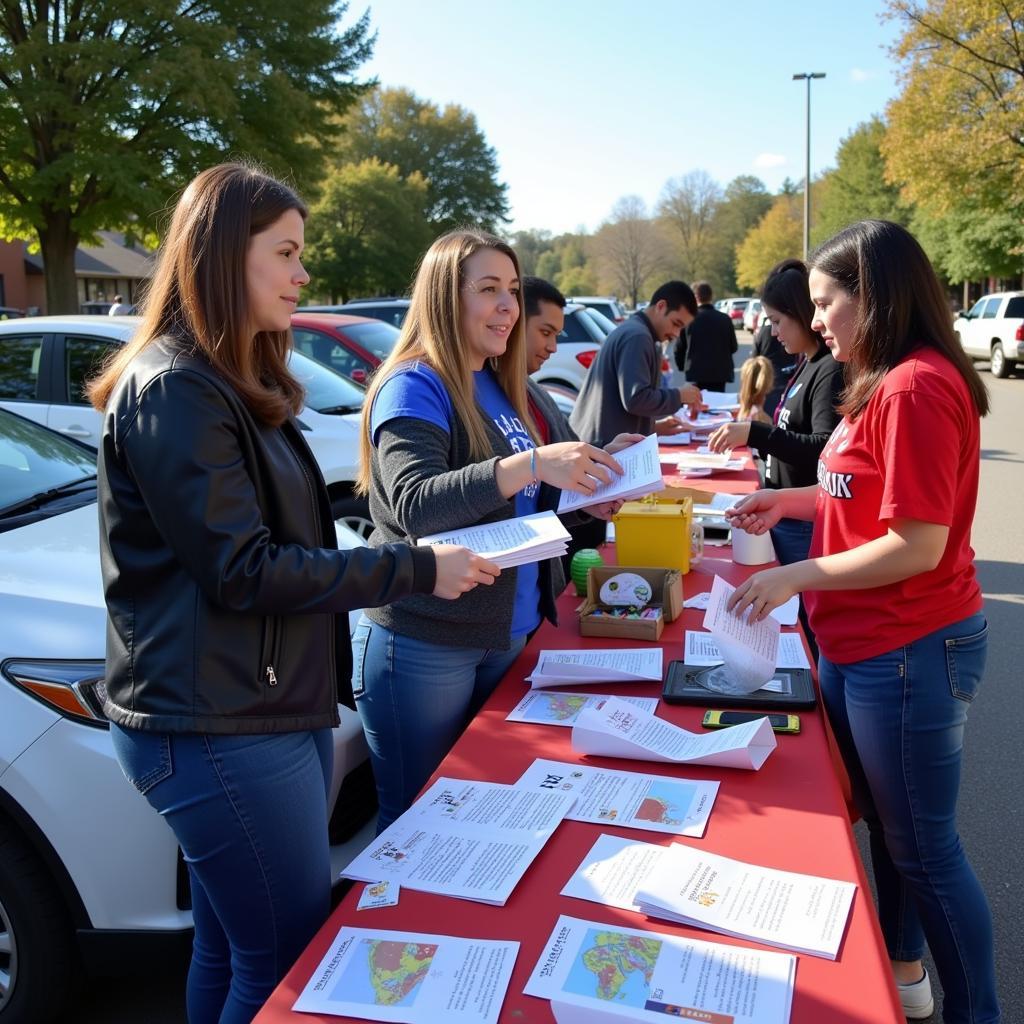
557, 434, 664, 513
571, 696, 776, 770
339, 778, 575, 905
701, 575, 781, 693
560, 833, 670, 912
505, 691, 659, 727
527, 648, 664, 690
685, 630, 812, 670
526, 914, 796, 1024
514, 758, 719, 837
417, 510, 570, 569
635, 843, 857, 960
292, 925, 518, 1023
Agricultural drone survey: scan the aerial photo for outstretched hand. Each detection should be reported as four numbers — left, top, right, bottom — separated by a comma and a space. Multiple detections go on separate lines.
725, 490, 785, 535
430, 546, 500, 599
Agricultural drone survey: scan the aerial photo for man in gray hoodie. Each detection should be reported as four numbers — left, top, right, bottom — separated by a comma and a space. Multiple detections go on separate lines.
570, 281, 702, 446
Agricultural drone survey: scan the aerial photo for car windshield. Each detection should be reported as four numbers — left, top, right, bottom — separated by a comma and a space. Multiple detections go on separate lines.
562, 309, 605, 345
581, 307, 616, 335
341, 320, 402, 360
0, 410, 97, 515
288, 351, 366, 414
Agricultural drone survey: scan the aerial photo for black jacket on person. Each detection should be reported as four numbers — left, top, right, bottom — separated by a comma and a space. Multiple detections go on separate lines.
97, 336, 436, 734
674, 303, 738, 384
746, 344, 844, 490
752, 322, 798, 417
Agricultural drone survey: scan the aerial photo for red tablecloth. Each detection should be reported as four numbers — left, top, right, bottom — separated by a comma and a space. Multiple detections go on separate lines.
254, 448, 902, 1024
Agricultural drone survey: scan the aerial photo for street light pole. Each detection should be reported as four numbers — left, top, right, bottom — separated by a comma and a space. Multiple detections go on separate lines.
793, 72, 825, 261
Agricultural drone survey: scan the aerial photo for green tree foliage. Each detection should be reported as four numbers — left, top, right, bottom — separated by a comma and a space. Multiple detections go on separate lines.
303, 160, 431, 302
735, 195, 803, 290
706, 175, 773, 295
509, 229, 553, 276
656, 170, 722, 281
0, 2, 374, 312
335, 86, 509, 232
814, 118, 911, 242
913, 204, 1024, 283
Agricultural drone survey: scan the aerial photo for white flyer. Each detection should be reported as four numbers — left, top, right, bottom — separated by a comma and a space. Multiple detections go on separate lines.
292, 925, 518, 1023
526, 915, 796, 1024
571, 696, 776, 770
417, 510, 569, 568
685, 630, 812, 670
527, 648, 664, 689
560, 833, 669, 912
655, 430, 691, 445
340, 778, 574, 905
635, 842, 857, 960
558, 434, 664, 513
505, 691, 659, 727
514, 758, 719, 837
701, 575, 780, 693
699, 390, 742, 411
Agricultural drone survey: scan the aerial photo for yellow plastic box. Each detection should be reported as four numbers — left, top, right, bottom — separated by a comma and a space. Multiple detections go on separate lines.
613, 497, 694, 573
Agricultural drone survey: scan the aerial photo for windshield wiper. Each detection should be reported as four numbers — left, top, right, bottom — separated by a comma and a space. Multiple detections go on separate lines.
0, 475, 98, 519
316, 404, 362, 415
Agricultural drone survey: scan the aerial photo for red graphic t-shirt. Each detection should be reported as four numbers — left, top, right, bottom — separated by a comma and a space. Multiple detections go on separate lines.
804, 346, 983, 663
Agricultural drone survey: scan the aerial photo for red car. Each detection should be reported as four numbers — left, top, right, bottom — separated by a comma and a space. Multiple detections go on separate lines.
290, 312, 402, 385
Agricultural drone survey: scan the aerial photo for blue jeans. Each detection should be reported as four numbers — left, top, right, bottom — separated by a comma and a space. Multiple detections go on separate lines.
769, 516, 813, 566
352, 616, 526, 832
819, 614, 1000, 1023
110, 726, 333, 1024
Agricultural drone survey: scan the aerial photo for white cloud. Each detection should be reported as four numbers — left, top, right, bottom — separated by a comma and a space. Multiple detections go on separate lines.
753, 153, 787, 169
850, 68, 875, 82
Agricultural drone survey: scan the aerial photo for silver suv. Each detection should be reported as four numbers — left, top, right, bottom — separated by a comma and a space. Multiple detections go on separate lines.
953, 291, 1024, 378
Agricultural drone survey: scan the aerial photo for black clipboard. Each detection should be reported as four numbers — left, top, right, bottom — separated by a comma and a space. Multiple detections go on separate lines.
662, 660, 817, 710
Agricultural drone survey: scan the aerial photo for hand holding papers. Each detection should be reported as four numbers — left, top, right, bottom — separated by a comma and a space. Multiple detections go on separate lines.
700, 575, 780, 694
572, 696, 776, 770
293, 926, 517, 1023
557, 434, 664, 513
527, 648, 663, 689
417, 510, 569, 569
635, 843, 856, 960
340, 778, 574, 905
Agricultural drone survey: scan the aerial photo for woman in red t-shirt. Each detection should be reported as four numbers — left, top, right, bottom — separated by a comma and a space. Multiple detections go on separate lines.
726, 221, 999, 1023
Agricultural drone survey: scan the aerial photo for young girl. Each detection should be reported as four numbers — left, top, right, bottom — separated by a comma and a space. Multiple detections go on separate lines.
736, 355, 774, 423
88, 165, 489, 1023
727, 221, 999, 1023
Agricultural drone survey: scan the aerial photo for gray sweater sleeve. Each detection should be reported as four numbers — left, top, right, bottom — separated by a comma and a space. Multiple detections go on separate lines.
374, 417, 509, 539
617, 340, 681, 418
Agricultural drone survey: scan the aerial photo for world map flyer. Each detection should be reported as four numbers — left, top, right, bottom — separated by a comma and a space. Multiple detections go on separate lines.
292, 926, 518, 1023
525, 915, 795, 1024
505, 691, 659, 728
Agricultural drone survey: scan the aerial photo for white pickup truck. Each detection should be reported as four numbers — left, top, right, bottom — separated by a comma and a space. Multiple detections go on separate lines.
953, 291, 1024, 378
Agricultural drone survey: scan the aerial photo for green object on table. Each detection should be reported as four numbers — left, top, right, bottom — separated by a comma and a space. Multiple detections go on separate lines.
570, 548, 604, 596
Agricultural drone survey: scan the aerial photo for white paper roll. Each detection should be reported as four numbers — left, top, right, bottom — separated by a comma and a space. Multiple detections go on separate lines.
731, 526, 776, 566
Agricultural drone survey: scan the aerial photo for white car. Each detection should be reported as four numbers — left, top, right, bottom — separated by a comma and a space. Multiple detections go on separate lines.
0, 408, 375, 1022
566, 295, 627, 323
953, 291, 1024, 378
0, 315, 373, 536
743, 300, 763, 333
529, 302, 610, 397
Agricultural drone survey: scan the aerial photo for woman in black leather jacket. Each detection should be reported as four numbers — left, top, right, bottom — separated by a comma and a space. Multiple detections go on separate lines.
87, 163, 496, 1024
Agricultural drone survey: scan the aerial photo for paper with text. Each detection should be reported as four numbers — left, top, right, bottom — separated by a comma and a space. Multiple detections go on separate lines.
685, 630, 811, 670
557, 434, 664, 513
527, 648, 664, 689
560, 833, 669, 911
505, 691, 658, 727
700, 575, 780, 692
417, 510, 569, 569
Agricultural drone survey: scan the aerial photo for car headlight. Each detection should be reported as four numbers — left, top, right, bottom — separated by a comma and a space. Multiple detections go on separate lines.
1, 659, 109, 727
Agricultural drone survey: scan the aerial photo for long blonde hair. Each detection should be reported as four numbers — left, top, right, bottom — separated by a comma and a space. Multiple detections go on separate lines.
738, 356, 774, 423
88, 163, 306, 426
356, 229, 538, 495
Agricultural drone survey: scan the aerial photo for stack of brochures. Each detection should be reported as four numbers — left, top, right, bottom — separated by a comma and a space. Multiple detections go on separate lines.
418, 509, 570, 568
557, 434, 665, 513
634, 843, 857, 959
526, 648, 664, 689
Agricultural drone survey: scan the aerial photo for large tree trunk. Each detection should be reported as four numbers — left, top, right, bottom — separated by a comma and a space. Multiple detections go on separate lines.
38, 211, 80, 314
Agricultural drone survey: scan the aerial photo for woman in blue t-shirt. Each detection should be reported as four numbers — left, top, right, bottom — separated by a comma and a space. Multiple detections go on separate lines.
353, 229, 634, 831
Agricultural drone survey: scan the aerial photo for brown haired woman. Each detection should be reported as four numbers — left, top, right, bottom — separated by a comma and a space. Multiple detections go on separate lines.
726, 221, 999, 1022
89, 164, 493, 1023
352, 228, 632, 832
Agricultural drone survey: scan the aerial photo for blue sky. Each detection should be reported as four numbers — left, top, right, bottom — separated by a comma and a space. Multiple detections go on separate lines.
358, 0, 904, 233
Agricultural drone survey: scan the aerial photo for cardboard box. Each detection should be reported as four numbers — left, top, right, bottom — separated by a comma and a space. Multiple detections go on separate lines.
578, 566, 683, 642
613, 498, 695, 573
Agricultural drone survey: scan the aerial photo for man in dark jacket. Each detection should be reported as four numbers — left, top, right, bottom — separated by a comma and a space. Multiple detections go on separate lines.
674, 282, 737, 391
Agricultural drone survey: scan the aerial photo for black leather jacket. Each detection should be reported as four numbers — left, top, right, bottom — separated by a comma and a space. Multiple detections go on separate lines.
97, 337, 436, 734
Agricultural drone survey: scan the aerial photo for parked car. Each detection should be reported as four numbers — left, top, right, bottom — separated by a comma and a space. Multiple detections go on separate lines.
743, 299, 763, 333
290, 312, 402, 385
79, 301, 115, 315
566, 295, 627, 323
0, 315, 374, 535
720, 297, 751, 330
530, 302, 608, 396
953, 291, 1024, 378
0, 307, 24, 320
300, 298, 411, 329
0, 408, 379, 1022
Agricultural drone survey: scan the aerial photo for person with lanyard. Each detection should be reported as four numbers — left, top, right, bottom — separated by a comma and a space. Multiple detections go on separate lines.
727, 221, 999, 1024
708, 258, 843, 567
352, 231, 633, 832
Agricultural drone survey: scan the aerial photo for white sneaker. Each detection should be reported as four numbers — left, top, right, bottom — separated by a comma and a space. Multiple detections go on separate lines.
898, 969, 934, 1019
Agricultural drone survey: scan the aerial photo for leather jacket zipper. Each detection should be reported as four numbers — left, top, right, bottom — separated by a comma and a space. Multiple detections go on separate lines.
262, 616, 280, 686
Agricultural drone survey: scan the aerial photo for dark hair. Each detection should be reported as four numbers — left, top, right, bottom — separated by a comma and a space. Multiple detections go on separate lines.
523, 276, 566, 319
761, 258, 824, 350
810, 220, 988, 418
693, 281, 713, 304
649, 280, 698, 317
89, 163, 308, 426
